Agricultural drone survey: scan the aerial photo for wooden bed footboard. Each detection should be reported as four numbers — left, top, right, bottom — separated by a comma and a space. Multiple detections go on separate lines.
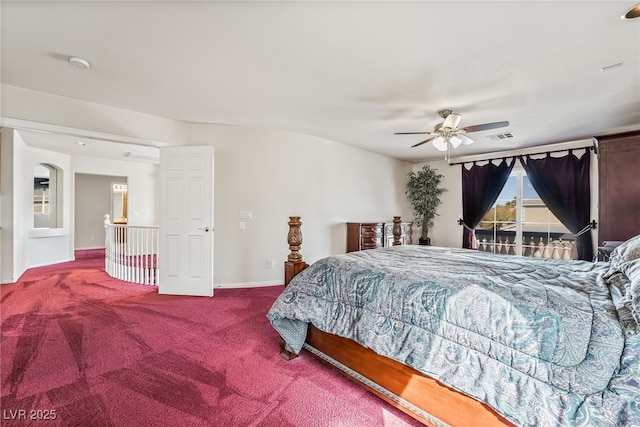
280, 216, 513, 427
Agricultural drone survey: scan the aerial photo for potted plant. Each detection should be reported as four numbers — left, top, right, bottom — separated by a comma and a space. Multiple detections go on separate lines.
405, 164, 446, 245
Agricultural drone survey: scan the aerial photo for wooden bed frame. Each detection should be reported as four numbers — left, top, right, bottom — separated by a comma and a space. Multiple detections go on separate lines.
279, 216, 513, 427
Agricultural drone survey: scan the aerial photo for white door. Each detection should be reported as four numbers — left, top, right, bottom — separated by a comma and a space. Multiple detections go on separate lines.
159, 146, 214, 296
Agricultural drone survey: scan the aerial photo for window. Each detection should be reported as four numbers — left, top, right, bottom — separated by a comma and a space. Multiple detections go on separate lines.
33, 163, 62, 229
476, 167, 575, 259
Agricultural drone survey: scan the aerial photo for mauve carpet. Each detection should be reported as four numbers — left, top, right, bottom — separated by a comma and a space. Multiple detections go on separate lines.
1, 250, 421, 427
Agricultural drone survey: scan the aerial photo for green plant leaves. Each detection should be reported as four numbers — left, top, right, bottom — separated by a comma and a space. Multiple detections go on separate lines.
406, 165, 447, 238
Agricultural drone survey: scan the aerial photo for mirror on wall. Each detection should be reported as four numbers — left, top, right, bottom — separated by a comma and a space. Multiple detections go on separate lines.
112, 182, 128, 224
33, 163, 62, 229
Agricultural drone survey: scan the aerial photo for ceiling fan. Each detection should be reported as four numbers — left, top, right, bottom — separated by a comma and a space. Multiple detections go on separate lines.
395, 109, 509, 152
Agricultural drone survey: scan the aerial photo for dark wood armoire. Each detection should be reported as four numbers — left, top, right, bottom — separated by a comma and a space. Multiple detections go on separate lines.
597, 130, 640, 245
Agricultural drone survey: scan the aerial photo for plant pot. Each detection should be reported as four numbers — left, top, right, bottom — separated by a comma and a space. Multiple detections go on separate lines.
419, 237, 431, 246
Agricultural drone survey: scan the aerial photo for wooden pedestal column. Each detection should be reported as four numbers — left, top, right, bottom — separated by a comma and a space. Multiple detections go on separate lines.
284, 216, 308, 287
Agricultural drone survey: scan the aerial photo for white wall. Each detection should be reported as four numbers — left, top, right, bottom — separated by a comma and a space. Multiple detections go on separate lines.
187, 124, 413, 286
410, 159, 464, 249
0, 129, 16, 283
2, 87, 413, 286
1, 131, 75, 281
24, 144, 74, 269
2, 82, 601, 285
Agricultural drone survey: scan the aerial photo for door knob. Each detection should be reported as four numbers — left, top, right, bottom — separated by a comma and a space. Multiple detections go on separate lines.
198, 226, 211, 232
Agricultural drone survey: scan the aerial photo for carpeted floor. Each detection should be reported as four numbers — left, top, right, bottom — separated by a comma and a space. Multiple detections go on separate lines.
0, 251, 421, 426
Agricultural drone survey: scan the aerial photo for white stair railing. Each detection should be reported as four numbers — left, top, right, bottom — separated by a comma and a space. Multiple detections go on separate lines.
104, 214, 159, 285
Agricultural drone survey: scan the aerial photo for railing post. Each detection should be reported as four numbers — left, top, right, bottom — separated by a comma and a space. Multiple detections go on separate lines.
104, 214, 111, 273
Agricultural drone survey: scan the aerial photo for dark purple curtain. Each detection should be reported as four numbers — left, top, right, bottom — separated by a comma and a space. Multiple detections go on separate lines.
518, 150, 593, 261
461, 159, 515, 249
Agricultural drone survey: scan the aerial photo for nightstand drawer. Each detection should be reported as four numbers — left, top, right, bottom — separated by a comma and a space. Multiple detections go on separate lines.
361, 224, 383, 234
347, 221, 412, 253
361, 235, 384, 249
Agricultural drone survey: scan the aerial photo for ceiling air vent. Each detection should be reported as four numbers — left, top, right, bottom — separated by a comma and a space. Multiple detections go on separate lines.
487, 132, 515, 141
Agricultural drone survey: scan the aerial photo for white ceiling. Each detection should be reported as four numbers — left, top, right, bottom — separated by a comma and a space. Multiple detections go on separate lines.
2, 1, 639, 162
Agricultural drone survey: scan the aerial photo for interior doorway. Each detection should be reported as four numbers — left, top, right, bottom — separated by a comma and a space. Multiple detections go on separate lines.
111, 182, 128, 224
75, 173, 127, 250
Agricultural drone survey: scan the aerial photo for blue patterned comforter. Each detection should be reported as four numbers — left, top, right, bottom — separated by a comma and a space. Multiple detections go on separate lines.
267, 245, 640, 426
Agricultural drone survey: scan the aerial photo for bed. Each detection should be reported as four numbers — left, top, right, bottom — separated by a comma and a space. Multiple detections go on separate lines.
267, 217, 640, 427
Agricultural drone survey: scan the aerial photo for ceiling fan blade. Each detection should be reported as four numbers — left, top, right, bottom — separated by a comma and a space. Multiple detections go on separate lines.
394, 131, 432, 135
461, 121, 509, 133
411, 136, 436, 148
443, 113, 462, 129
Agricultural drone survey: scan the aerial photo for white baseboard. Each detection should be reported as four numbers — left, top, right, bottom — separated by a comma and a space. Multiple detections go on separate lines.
26, 258, 76, 269
2, 257, 75, 284
214, 280, 283, 289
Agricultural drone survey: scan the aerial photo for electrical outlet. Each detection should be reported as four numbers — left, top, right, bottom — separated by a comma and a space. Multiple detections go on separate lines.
239, 221, 246, 230
266, 260, 274, 269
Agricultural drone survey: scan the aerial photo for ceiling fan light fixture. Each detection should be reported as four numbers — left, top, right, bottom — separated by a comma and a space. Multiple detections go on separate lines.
449, 135, 463, 148
432, 136, 448, 152
459, 134, 474, 145
396, 109, 508, 157
622, 3, 640, 19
